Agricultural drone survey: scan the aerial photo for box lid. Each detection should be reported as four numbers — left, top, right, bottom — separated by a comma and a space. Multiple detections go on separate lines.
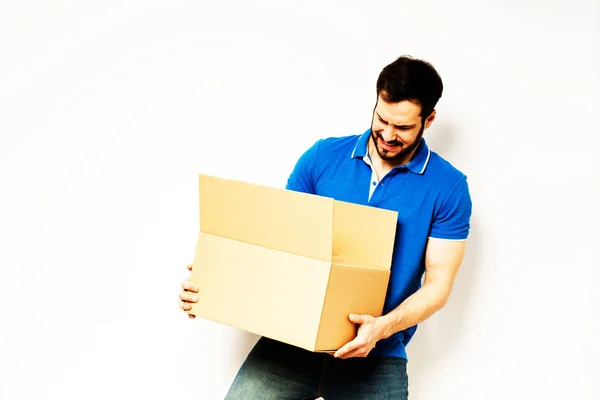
198, 174, 397, 269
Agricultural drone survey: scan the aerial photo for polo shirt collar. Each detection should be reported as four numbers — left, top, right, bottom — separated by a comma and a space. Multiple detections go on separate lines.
351, 129, 431, 175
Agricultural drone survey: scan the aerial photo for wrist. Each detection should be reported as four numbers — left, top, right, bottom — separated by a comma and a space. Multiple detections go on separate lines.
377, 314, 396, 340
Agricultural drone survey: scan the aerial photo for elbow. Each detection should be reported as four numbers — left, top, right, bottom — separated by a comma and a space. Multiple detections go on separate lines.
423, 275, 456, 314
434, 284, 453, 311
437, 296, 449, 311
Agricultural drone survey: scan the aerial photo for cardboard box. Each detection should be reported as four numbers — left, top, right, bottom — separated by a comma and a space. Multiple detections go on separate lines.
188, 174, 398, 352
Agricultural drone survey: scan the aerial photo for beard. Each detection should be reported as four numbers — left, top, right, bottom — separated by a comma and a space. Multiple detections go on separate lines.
370, 123, 424, 162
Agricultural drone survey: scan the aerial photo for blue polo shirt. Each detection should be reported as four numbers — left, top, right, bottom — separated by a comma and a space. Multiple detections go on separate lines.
286, 129, 472, 360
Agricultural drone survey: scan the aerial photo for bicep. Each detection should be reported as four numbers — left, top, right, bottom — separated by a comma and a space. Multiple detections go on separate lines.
423, 238, 467, 290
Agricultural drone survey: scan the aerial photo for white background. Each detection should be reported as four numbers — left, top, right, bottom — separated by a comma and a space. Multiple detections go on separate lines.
1, 1, 598, 399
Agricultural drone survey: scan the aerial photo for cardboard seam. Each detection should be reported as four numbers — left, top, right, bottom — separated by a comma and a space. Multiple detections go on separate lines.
196, 232, 333, 265
313, 263, 334, 352
313, 200, 336, 352
329, 260, 392, 271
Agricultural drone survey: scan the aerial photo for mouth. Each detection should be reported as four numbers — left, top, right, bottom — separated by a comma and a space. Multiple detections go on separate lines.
378, 137, 401, 151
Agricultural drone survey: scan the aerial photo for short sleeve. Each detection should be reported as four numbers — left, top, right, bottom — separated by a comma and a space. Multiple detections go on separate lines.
285, 139, 322, 194
429, 175, 472, 240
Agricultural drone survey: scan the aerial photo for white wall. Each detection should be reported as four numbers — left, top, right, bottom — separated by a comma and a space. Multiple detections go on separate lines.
1, 1, 597, 399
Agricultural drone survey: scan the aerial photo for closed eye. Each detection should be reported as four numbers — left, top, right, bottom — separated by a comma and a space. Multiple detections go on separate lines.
376, 113, 415, 130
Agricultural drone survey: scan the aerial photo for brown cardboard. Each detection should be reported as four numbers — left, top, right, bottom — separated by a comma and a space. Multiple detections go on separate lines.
188, 174, 398, 352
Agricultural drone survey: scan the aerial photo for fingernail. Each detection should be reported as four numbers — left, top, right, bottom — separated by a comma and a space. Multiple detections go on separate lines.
191, 286, 197, 291
191, 295, 197, 302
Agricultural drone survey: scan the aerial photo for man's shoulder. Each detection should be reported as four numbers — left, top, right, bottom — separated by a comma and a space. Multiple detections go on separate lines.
426, 150, 467, 179
287, 134, 362, 193
315, 134, 362, 152
298, 134, 362, 164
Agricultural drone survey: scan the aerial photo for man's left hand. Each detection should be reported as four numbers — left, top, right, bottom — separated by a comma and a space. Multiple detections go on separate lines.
333, 314, 389, 359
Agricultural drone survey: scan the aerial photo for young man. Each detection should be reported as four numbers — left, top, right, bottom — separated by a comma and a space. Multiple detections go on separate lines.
179, 55, 472, 399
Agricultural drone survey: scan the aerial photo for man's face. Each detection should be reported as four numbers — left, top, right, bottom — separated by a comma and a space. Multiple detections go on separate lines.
370, 95, 435, 164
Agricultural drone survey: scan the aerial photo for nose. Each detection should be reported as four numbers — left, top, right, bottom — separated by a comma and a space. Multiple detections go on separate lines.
380, 125, 395, 142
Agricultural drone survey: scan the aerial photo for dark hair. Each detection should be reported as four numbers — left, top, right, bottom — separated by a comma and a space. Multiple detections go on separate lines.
376, 55, 443, 119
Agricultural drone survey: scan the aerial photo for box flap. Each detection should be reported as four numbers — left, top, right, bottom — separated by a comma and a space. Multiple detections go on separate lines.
188, 232, 331, 351
199, 174, 334, 262
314, 264, 390, 351
332, 200, 398, 270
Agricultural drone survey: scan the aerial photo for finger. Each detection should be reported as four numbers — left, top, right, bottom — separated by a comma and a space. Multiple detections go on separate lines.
179, 291, 198, 303
334, 336, 367, 358
187, 264, 193, 271
334, 342, 358, 358
180, 300, 195, 311
349, 314, 369, 324
338, 348, 368, 359
335, 341, 368, 359
188, 313, 196, 319
181, 279, 198, 292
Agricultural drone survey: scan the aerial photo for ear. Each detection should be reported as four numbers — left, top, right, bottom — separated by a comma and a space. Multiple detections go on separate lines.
424, 110, 437, 129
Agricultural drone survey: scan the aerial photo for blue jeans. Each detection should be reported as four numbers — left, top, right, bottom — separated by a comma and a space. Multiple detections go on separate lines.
224, 337, 409, 400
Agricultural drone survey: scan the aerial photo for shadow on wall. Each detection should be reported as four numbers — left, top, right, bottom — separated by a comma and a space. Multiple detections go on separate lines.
406, 120, 484, 375
407, 217, 482, 368
425, 120, 454, 157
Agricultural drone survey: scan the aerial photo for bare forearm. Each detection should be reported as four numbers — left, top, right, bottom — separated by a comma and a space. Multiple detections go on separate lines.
375, 239, 465, 341
378, 282, 450, 340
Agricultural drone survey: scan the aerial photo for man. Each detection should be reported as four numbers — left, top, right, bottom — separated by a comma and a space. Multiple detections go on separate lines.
179, 55, 472, 399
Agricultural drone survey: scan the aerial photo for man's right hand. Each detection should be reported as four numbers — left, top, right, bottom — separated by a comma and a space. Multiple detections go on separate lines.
179, 264, 199, 319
